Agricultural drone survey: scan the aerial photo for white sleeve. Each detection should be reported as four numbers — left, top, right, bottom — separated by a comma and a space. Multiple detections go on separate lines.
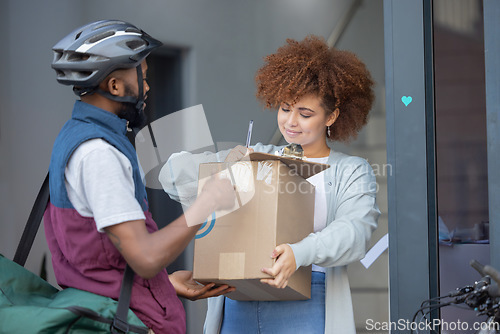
159, 142, 279, 207
65, 139, 146, 232
289, 157, 380, 268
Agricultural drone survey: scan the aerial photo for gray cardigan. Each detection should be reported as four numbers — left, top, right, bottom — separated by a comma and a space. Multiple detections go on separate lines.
159, 143, 380, 334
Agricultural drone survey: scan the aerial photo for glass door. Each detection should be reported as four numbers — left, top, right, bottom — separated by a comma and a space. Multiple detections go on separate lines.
433, 1, 490, 331
385, 0, 500, 332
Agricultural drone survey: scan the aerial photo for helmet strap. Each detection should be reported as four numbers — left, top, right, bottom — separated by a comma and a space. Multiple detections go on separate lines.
73, 86, 98, 97
135, 65, 144, 112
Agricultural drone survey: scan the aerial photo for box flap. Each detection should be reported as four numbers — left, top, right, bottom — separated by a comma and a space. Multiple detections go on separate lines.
249, 152, 329, 179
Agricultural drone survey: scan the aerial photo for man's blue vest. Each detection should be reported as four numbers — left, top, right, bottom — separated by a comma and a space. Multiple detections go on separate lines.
44, 101, 186, 333
49, 100, 148, 210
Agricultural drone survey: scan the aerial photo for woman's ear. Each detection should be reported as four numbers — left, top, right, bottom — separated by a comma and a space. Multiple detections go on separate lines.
327, 108, 340, 127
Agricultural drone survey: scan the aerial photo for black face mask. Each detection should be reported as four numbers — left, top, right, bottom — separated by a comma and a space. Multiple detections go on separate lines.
117, 84, 147, 129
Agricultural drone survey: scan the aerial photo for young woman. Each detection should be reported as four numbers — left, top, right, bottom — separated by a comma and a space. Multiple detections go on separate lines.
160, 35, 380, 334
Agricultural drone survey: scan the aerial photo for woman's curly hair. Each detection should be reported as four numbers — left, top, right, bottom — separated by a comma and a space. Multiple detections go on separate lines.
255, 35, 374, 142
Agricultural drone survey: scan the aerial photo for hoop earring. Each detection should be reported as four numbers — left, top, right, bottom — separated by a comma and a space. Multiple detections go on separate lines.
327, 126, 331, 137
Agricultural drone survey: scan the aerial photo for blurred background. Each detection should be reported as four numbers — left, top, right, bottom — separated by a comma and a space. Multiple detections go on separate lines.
3, 0, 496, 333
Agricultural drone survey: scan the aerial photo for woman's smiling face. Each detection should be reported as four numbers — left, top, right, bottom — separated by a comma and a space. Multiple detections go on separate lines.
277, 94, 337, 157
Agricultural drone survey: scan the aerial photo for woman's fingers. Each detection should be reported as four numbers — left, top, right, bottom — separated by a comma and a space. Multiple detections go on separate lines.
260, 244, 296, 289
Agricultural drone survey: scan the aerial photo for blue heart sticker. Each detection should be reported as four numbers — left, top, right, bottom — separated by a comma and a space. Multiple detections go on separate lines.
401, 96, 413, 106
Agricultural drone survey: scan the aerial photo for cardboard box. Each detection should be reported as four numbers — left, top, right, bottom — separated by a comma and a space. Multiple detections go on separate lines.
193, 152, 329, 301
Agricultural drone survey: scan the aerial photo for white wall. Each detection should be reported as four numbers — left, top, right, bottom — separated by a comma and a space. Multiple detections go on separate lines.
0, 0, 87, 274
0, 0, 386, 333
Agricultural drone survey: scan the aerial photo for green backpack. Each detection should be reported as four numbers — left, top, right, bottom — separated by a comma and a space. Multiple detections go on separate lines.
0, 173, 149, 334
0, 254, 149, 334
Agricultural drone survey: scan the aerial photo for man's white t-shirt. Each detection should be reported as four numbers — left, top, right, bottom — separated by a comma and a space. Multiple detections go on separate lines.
64, 138, 146, 232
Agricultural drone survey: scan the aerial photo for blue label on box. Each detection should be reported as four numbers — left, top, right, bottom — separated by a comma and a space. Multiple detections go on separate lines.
195, 212, 216, 239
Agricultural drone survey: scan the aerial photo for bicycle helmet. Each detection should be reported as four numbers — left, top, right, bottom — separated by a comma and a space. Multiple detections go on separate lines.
52, 20, 162, 97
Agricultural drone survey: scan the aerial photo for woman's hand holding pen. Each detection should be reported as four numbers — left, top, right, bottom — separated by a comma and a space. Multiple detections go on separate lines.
224, 145, 253, 163
260, 244, 297, 289
224, 120, 254, 161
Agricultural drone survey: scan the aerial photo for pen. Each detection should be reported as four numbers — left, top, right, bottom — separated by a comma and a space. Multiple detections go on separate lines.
246, 120, 253, 148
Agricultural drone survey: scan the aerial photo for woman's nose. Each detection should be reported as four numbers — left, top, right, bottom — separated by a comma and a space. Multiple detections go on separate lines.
286, 110, 299, 126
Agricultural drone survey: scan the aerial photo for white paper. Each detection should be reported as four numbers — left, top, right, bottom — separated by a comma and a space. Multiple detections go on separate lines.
360, 233, 389, 269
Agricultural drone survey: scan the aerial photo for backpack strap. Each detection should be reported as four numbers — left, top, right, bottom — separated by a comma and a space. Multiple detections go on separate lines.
112, 264, 138, 333
13, 172, 50, 266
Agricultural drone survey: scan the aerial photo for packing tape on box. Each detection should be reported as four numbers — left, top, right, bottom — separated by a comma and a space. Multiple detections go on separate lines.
256, 161, 273, 184
219, 252, 245, 279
